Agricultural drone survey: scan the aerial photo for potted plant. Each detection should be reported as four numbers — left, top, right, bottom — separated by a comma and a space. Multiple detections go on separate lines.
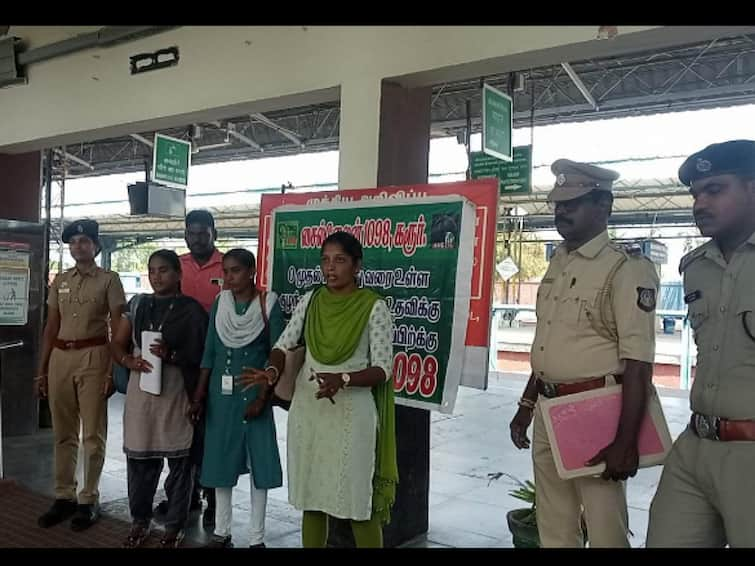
503, 476, 540, 548
492, 473, 589, 548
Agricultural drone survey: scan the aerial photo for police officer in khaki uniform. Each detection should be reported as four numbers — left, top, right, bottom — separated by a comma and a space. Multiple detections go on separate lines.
509, 160, 659, 547
35, 219, 126, 531
646, 140, 755, 548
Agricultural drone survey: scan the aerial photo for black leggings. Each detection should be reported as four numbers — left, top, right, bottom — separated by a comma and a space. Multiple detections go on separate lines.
127, 456, 194, 530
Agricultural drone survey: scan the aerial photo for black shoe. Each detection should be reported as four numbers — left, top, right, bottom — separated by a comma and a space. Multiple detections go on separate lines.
249, 542, 266, 548
204, 534, 233, 548
38, 499, 78, 528
70, 503, 100, 532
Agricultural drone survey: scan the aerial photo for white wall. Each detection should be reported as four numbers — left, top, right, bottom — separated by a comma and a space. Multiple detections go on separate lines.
1, 25, 664, 152
8, 25, 753, 188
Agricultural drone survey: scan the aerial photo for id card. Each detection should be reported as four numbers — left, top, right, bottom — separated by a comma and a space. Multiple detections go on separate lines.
221, 374, 234, 395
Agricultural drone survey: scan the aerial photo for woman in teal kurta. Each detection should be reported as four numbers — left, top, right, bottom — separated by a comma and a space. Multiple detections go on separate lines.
189, 249, 283, 548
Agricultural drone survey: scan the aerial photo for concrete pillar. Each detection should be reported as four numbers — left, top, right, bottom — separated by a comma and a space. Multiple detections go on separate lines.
0, 152, 42, 223
337, 77, 382, 190
330, 80, 432, 547
0, 152, 44, 437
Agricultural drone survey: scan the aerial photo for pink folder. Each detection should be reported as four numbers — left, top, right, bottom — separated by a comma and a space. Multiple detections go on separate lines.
539, 384, 673, 480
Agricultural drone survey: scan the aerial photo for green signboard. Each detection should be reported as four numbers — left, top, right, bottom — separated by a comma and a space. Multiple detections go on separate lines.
152, 133, 191, 188
470, 145, 532, 195
482, 83, 513, 162
269, 196, 476, 413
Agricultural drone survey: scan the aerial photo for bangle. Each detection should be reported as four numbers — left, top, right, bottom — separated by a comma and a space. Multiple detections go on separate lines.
518, 397, 536, 410
264, 365, 280, 381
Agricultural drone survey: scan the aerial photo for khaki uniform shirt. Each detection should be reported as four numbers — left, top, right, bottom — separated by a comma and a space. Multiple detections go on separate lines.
681, 231, 755, 419
47, 264, 126, 341
531, 231, 659, 383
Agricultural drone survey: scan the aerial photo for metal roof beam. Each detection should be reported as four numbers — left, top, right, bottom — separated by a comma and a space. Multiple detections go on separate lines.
250, 113, 305, 148
561, 62, 599, 110
129, 133, 153, 148
211, 121, 264, 152
53, 148, 94, 171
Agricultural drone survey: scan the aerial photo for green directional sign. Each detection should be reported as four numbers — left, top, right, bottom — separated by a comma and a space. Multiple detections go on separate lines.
152, 133, 191, 188
470, 145, 532, 195
481, 83, 513, 162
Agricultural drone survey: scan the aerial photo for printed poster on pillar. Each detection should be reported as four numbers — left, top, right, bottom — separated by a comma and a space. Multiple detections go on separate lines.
268, 196, 476, 413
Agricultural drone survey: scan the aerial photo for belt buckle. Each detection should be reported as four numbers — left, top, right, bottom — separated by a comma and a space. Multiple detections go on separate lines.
694, 414, 720, 440
542, 382, 559, 398
65, 341, 75, 350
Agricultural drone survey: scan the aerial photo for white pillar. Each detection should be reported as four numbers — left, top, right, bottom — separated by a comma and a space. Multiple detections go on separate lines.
337, 77, 382, 191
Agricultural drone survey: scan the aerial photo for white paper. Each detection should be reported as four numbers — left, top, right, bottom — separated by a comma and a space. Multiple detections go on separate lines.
139, 330, 163, 395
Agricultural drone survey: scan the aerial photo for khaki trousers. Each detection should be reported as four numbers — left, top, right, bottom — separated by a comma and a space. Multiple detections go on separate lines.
533, 404, 630, 547
48, 345, 110, 504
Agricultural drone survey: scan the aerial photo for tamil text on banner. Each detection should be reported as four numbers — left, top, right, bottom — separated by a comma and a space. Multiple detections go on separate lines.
268, 196, 476, 413
257, 179, 498, 390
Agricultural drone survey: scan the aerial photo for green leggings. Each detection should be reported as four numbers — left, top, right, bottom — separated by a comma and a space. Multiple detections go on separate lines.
301, 510, 383, 548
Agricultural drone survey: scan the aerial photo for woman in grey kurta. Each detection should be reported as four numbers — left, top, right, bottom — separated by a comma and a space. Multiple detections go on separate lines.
189, 248, 283, 548
112, 249, 208, 548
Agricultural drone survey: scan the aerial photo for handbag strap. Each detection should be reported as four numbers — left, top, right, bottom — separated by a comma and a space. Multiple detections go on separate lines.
129, 293, 144, 350
259, 291, 269, 332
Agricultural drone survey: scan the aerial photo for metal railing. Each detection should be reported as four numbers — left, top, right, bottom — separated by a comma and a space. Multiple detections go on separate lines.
489, 305, 694, 389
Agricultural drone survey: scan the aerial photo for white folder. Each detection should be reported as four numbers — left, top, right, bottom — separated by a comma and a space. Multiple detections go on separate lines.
139, 330, 163, 395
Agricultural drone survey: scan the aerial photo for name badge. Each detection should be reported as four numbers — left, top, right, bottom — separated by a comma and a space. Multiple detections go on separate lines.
684, 290, 701, 304
221, 374, 234, 395
59, 288, 71, 294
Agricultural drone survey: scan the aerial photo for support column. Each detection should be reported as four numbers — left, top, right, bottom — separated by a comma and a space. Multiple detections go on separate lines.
330, 80, 432, 548
337, 77, 382, 190
0, 151, 44, 437
0, 152, 42, 223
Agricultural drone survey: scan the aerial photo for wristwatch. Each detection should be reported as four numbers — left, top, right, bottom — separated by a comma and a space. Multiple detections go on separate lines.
341, 372, 351, 388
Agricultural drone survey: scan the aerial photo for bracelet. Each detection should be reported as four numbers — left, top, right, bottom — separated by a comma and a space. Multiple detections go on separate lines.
264, 365, 280, 381
120, 354, 129, 365
518, 397, 536, 410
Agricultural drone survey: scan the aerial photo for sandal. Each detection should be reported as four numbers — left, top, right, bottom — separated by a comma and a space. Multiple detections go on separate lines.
123, 522, 151, 548
160, 528, 185, 548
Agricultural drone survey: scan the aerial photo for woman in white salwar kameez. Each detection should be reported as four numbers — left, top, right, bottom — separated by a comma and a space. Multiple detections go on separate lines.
238, 231, 398, 548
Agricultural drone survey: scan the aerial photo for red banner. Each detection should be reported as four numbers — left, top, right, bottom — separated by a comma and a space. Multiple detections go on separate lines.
257, 179, 498, 348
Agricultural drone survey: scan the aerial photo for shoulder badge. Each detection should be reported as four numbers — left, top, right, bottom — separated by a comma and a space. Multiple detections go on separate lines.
636, 287, 656, 312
